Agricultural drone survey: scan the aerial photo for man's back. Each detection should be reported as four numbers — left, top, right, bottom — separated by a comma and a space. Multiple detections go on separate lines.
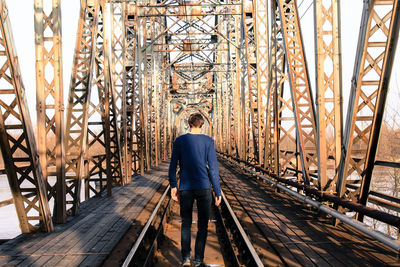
168, 133, 220, 195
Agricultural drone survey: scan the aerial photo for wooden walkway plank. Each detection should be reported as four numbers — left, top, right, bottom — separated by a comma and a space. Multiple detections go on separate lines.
218, 159, 399, 266
288, 216, 376, 266
221, 166, 323, 266
41, 255, 65, 267
220, 170, 304, 266
0, 162, 169, 266
26, 255, 52, 266
253, 202, 331, 267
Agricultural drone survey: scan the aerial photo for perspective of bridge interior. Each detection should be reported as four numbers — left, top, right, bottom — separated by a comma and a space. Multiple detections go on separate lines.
0, 0, 399, 266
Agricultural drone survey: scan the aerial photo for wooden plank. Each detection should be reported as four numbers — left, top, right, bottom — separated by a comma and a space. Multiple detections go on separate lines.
0, 163, 168, 267
27, 255, 53, 266
242, 186, 332, 266
55, 255, 87, 267
234, 186, 316, 266
0, 255, 14, 265
219, 159, 399, 266
78, 254, 105, 267
6, 255, 26, 265
220, 172, 302, 266
287, 214, 376, 266
42, 255, 65, 267
220, 166, 314, 265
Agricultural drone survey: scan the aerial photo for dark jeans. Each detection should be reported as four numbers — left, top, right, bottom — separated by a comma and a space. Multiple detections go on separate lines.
179, 188, 212, 262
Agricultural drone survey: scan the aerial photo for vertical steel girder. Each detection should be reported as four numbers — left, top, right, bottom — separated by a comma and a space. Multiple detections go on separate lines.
104, 3, 124, 188
85, 4, 109, 197
229, 7, 243, 158
34, 0, 66, 223
143, 47, 152, 170
65, 0, 99, 214
128, 3, 145, 176
136, 10, 150, 171
0, 0, 53, 232
226, 13, 236, 156
254, 0, 269, 166
269, 4, 298, 179
215, 19, 225, 152
314, 0, 343, 192
111, 2, 129, 184
242, 0, 260, 163
124, 2, 138, 177
66, 0, 123, 212
150, 22, 160, 168
278, 0, 318, 185
160, 56, 169, 161
142, 10, 162, 171
85, 1, 123, 199
337, 0, 400, 207
264, 4, 287, 176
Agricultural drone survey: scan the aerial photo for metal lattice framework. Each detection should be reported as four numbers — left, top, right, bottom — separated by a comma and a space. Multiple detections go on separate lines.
0, 0, 53, 232
64, 1, 99, 214
0, 0, 399, 238
337, 0, 400, 208
278, 0, 318, 185
314, 0, 342, 192
34, 0, 66, 223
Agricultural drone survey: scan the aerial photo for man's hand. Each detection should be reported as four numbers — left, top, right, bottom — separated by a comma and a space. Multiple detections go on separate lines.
171, 187, 179, 202
215, 195, 221, 206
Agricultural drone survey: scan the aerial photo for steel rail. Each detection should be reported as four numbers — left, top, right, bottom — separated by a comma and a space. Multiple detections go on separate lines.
122, 184, 263, 266
219, 191, 264, 266
122, 185, 170, 267
220, 155, 400, 252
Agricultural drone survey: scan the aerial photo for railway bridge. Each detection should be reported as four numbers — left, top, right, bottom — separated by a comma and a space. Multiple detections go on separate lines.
0, 0, 399, 265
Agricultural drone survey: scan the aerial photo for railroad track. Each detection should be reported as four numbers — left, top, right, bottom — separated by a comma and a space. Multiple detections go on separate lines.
218, 161, 287, 266
121, 185, 263, 267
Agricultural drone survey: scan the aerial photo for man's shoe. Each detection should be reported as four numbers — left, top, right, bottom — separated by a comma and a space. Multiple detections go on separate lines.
181, 257, 191, 267
193, 260, 207, 267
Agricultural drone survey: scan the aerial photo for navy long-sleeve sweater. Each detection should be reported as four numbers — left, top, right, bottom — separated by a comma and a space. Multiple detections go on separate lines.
168, 133, 221, 197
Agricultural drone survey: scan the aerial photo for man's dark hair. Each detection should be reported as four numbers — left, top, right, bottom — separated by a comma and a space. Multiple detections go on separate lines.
188, 113, 204, 128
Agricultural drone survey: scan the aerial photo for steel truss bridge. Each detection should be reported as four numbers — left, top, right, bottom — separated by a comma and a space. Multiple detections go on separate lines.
0, 0, 399, 254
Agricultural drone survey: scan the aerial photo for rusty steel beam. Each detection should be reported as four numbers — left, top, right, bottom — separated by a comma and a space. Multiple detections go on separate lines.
337, 0, 400, 220
278, 0, 318, 186
34, 0, 66, 223
254, 0, 269, 166
65, 0, 99, 214
0, 0, 53, 232
228, 5, 243, 158
266, 2, 298, 180
150, 20, 161, 168
124, 2, 137, 178
110, 2, 128, 183
136, 8, 150, 172
84, 0, 123, 200
264, 3, 287, 176
314, 0, 343, 192
242, 0, 260, 163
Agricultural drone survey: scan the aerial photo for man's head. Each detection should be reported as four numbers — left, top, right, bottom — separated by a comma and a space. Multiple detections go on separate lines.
188, 113, 204, 129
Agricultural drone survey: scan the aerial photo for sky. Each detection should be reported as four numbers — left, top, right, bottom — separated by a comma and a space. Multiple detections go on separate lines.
4, 0, 400, 127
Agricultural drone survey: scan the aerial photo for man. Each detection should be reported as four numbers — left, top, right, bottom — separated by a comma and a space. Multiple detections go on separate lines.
168, 113, 222, 267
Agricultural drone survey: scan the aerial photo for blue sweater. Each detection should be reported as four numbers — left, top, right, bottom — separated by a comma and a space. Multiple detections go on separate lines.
168, 133, 221, 196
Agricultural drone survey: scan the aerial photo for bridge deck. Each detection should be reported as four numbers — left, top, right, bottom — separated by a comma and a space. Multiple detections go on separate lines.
0, 162, 168, 267
1, 159, 399, 266
219, 159, 400, 267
